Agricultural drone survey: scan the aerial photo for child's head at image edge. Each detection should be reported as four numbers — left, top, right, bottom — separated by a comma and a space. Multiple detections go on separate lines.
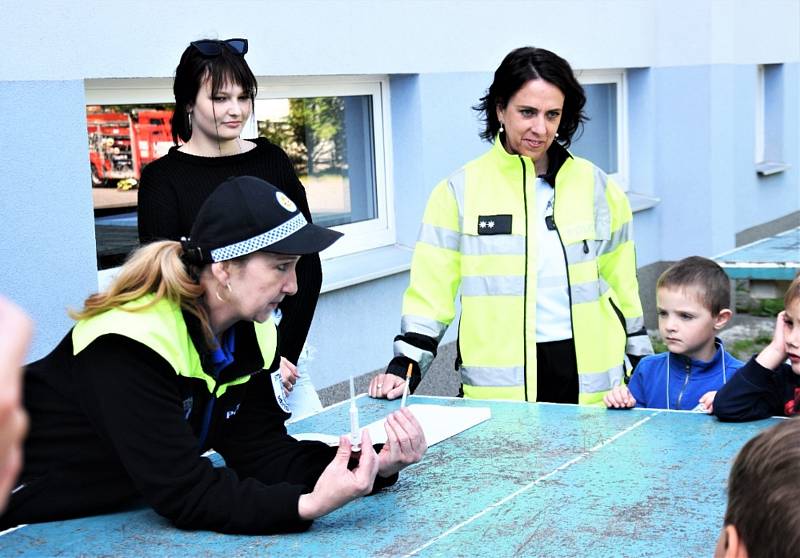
715, 417, 800, 558
782, 273, 800, 375
785, 273, 800, 308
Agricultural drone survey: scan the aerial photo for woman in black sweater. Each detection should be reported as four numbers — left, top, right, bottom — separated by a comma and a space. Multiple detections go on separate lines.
138, 38, 319, 368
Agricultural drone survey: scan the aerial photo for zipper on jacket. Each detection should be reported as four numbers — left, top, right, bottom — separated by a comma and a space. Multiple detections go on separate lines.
519, 156, 529, 402
197, 370, 226, 449
197, 388, 218, 449
550, 175, 577, 378
675, 361, 691, 410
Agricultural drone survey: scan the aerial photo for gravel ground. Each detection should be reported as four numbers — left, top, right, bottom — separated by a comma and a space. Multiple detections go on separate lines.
648, 312, 776, 362
717, 313, 776, 345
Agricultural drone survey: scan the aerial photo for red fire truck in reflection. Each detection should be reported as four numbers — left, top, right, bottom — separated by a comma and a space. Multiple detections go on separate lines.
87, 108, 173, 187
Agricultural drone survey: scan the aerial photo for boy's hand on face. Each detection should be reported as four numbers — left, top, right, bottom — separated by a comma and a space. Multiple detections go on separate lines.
756, 311, 789, 371
603, 385, 636, 409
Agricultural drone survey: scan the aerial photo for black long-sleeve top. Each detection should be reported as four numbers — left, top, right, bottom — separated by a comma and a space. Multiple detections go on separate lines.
137, 137, 321, 363
1, 313, 396, 533
713, 356, 800, 421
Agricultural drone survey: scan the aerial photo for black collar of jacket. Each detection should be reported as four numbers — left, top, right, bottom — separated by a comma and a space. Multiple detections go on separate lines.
540, 141, 572, 187
181, 309, 275, 384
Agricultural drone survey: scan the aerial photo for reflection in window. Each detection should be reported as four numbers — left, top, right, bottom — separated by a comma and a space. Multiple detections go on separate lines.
255, 96, 377, 228
86, 104, 174, 270
570, 83, 618, 175
86, 87, 388, 270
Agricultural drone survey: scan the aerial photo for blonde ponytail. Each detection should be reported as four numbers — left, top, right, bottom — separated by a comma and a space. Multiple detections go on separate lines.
70, 242, 212, 337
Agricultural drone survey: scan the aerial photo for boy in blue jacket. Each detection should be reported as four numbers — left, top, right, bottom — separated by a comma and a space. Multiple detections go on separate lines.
604, 256, 743, 411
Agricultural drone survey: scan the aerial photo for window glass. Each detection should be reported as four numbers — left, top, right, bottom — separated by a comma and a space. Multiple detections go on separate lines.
255, 95, 377, 228
570, 82, 618, 174
86, 78, 392, 272
755, 63, 785, 164
87, 104, 173, 270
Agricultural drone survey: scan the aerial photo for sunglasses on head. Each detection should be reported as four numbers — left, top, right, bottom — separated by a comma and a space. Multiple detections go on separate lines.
190, 38, 248, 57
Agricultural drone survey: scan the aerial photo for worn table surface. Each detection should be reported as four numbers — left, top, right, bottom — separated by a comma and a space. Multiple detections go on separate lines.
714, 226, 800, 280
0, 396, 779, 557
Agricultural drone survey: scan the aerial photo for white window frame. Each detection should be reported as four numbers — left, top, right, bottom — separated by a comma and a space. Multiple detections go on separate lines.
574, 69, 629, 189
249, 76, 395, 259
86, 75, 395, 287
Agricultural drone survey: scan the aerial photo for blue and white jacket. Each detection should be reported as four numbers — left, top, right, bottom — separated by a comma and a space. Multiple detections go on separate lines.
628, 342, 743, 410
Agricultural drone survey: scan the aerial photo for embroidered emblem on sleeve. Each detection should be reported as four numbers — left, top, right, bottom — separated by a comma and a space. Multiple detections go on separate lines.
271, 371, 291, 413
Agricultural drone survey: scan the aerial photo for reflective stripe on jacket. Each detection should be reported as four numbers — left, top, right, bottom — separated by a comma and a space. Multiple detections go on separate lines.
396, 139, 652, 404
72, 294, 277, 398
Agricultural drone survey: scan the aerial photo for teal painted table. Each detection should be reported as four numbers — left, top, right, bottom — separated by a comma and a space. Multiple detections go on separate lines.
0, 396, 779, 557
714, 226, 799, 281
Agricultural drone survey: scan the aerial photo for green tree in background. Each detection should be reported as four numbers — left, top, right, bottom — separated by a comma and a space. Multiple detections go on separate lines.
258, 97, 346, 176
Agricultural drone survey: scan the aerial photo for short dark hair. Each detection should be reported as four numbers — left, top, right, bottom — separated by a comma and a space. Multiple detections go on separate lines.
171, 40, 258, 144
724, 418, 800, 558
656, 256, 731, 315
473, 46, 587, 148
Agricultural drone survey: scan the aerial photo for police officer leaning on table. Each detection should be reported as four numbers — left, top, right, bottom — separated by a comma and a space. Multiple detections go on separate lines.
0, 176, 426, 534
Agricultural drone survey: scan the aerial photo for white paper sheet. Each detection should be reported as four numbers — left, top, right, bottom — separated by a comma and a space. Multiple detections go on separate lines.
285, 373, 324, 423
292, 403, 491, 447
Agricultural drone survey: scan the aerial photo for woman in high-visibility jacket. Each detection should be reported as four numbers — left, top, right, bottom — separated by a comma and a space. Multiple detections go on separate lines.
369, 47, 652, 405
1, 176, 426, 534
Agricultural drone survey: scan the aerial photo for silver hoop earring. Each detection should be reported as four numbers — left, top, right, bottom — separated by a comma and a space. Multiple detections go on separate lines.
187, 112, 193, 134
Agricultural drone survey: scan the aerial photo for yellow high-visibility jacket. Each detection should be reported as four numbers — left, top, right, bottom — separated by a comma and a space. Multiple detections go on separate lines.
394, 140, 652, 404
73, 294, 277, 398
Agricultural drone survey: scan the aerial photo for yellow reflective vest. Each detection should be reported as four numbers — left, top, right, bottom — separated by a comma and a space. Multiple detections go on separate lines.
72, 294, 277, 398
396, 140, 652, 404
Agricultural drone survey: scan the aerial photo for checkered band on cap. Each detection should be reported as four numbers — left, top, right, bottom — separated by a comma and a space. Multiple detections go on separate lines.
210, 213, 308, 261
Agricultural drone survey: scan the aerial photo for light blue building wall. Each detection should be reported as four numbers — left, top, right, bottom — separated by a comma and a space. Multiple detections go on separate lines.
1, 1, 798, 390
734, 63, 800, 232
0, 81, 98, 351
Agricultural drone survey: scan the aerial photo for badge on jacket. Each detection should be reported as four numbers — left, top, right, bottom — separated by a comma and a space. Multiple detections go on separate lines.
271, 371, 291, 413
477, 214, 512, 235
